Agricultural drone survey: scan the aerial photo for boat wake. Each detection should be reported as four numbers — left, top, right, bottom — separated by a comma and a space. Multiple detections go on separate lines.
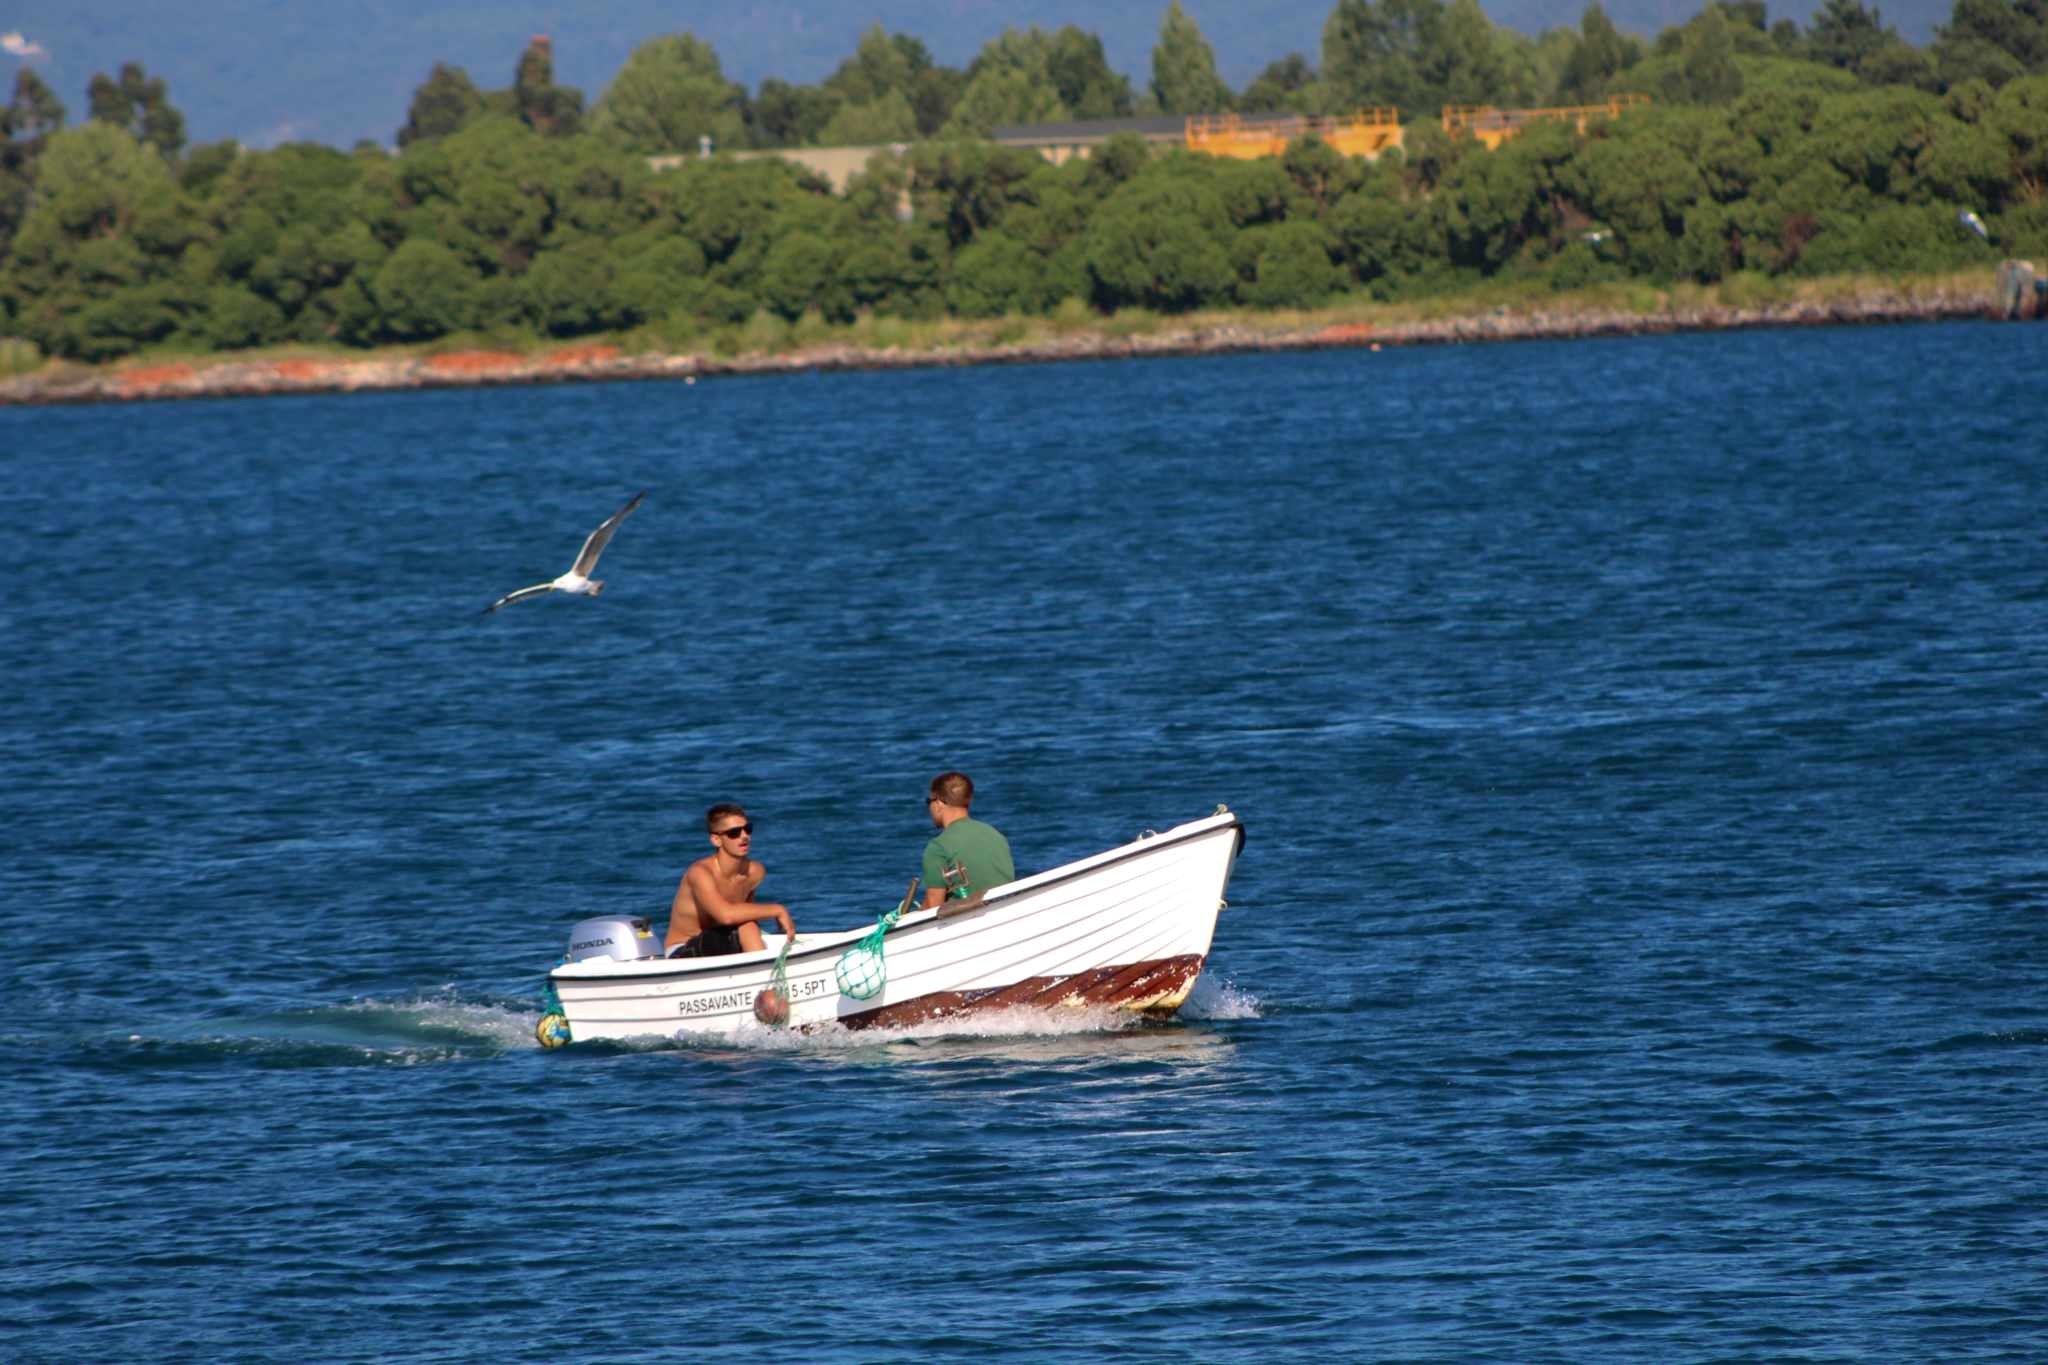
60, 989, 541, 1069
46, 976, 1261, 1071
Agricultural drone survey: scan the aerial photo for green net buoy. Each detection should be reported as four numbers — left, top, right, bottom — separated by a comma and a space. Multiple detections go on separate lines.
835, 907, 901, 1001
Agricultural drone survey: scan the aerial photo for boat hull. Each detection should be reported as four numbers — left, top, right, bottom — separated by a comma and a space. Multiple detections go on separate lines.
546, 809, 1244, 1042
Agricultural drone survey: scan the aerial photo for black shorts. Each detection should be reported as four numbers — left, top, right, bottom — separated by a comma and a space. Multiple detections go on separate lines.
668, 924, 745, 959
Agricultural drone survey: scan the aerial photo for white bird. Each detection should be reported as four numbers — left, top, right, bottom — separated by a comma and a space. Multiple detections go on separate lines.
485, 490, 646, 614
1959, 209, 1989, 241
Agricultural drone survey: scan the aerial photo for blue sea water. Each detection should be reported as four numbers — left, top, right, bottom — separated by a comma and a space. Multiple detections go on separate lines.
3, 321, 2045, 1362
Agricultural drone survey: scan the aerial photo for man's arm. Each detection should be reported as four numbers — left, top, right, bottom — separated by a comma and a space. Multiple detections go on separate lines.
687, 862, 796, 939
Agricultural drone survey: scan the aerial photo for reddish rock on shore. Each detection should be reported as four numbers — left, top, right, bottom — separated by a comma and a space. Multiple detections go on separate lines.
0, 286, 2002, 408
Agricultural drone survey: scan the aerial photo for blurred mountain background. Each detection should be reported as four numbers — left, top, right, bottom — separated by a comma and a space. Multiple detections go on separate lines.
0, 1, 1953, 149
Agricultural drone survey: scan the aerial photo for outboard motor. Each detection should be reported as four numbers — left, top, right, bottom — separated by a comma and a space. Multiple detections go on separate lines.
566, 915, 666, 963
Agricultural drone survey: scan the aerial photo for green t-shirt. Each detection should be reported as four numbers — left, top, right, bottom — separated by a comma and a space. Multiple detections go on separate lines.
922, 817, 1016, 901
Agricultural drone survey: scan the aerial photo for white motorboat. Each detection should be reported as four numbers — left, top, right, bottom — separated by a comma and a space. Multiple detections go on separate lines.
537, 807, 1245, 1043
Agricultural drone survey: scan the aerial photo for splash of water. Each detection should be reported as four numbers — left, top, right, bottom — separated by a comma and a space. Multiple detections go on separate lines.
1182, 972, 1261, 1020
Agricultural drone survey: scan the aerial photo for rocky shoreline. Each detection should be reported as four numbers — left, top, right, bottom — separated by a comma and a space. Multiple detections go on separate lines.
0, 284, 2004, 407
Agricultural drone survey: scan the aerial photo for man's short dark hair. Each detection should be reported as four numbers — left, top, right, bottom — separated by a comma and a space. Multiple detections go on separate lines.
929, 772, 973, 808
706, 801, 746, 832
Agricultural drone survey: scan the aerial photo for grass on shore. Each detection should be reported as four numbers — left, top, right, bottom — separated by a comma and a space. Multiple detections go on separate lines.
7, 269, 1991, 383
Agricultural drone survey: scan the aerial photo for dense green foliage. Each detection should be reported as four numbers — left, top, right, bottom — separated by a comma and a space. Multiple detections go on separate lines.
1, 1, 2044, 361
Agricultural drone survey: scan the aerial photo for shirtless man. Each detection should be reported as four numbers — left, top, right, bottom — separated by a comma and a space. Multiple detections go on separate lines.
664, 803, 796, 958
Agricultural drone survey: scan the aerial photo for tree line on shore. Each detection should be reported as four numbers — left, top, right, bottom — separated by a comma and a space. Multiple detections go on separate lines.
0, 0, 2044, 364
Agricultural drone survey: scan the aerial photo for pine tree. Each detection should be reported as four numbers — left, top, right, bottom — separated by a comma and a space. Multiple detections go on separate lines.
399, 63, 486, 147
1152, 2, 1235, 114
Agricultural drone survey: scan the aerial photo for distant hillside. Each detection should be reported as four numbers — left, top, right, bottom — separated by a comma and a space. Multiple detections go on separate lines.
4, 0, 1957, 149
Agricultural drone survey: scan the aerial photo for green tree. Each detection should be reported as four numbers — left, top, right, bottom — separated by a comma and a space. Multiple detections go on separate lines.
1152, 3, 1235, 113
910, 140, 1047, 245
750, 80, 838, 147
85, 62, 185, 159
1330, 176, 1442, 290
196, 283, 287, 349
1498, 26, 1572, 108
1661, 10, 1747, 103
1932, 0, 2048, 88
203, 142, 374, 335
396, 117, 560, 276
817, 90, 919, 145
398, 64, 486, 147
5, 67, 64, 141
1431, 0, 1513, 106
1435, 128, 1564, 268
825, 25, 915, 106
1082, 173, 1237, 311
1797, 201, 1983, 272
816, 31, 970, 136
523, 241, 629, 335
2, 69, 67, 255
1324, 0, 1449, 114
589, 34, 749, 154
1556, 121, 1711, 275
1242, 54, 1320, 113
3, 123, 200, 356
612, 235, 709, 324
1238, 219, 1345, 306
1858, 42, 1939, 89
942, 28, 1094, 135
907, 66, 971, 136
513, 37, 584, 138
372, 237, 480, 339
1556, 4, 1643, 102
948, 232, 1049, 316
942, 64, 1066, 137
1807, 0, 1895, 70
1048, 27, 1135, 118
756, 229, 843, 320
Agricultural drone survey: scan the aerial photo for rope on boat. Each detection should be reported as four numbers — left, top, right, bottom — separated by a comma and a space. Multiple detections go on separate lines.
835, 906, 902, 1001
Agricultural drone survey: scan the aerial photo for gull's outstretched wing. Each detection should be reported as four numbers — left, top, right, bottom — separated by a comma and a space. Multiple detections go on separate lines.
570, 490, 647, 577
484, 582, 558, 615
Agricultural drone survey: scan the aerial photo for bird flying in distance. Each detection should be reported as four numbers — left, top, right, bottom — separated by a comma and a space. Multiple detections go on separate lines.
485, 490, 646, 615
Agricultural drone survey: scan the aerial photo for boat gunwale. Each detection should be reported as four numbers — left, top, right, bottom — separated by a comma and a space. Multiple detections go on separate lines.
548, 810, 1244, 985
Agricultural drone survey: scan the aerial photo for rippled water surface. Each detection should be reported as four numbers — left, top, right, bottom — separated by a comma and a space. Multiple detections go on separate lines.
5, 322, 2046, 1361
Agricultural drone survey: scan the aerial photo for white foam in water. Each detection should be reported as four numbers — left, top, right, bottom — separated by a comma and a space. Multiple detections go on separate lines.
683, 981, 1260, 1056
698, 1001, 1145, 1054
330, 988, 541, 1051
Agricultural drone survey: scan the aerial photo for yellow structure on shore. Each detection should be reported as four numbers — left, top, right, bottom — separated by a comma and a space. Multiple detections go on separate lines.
1440, 95, 1650, 149
1185, 110, 1404, 161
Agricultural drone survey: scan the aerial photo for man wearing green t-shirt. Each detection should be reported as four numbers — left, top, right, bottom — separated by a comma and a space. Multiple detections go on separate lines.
921, 770, 1015, 909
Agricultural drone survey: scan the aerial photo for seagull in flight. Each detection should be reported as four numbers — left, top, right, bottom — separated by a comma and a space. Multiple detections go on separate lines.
485, 490, 646, 614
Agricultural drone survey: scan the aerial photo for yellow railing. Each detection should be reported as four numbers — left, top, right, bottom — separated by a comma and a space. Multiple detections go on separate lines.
1440, 95, 1649, 149
1185, 110, 1404, 161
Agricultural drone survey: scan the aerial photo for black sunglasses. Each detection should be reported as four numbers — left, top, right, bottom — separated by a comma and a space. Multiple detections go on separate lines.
714, 823, 754, 839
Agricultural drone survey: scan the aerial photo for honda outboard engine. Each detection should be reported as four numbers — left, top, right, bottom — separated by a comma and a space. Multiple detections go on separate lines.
565, 915, 666, 963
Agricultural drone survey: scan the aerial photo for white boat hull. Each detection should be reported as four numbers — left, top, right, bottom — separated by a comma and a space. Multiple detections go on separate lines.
547, 809, 1245, 1042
